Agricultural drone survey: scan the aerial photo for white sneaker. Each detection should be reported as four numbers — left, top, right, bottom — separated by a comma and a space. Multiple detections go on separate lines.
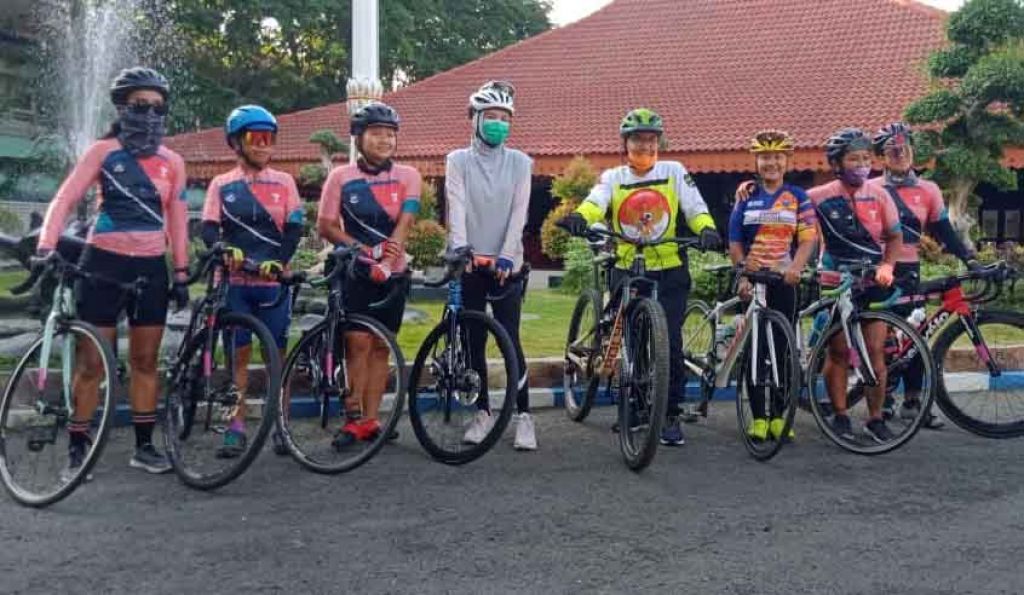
462, 410, 494, 445
513, 412, 537, 451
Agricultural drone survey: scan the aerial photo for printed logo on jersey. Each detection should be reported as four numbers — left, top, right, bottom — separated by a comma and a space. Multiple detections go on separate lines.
113, 163, 125, 174
225, 193, 236, 203
617, 188, 671, 241
349, 194, 360, 205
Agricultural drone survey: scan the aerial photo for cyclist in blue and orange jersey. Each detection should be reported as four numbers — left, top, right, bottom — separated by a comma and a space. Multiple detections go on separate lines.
728, 130, 818, 441
559, 107, 723, 446
869, 122, 982, 429
808, 127, 904, 444
446, 81, 536, 451
201, 105, 305, 457
317, 102, 421, 449
37, 67, 190, 477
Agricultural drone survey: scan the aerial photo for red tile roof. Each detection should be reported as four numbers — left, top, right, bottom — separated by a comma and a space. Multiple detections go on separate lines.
168, 0, 951, 174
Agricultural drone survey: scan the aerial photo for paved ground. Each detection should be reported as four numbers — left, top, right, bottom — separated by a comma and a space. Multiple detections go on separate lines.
2, 404, 1023, 595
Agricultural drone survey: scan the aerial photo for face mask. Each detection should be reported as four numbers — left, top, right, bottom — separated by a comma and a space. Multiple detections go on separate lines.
839, 165, 871, 187
628, 151, 657, 173
117, 108, 166, 157
480, 119, 510, 146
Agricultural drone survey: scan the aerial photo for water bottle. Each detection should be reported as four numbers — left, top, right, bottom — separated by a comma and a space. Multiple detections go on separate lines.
808, 311, 829, 348
906, 307, 926, 328
715, 318, 737, 360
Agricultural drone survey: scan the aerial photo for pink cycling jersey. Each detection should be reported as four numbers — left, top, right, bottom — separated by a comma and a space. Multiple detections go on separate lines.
869, 176, 944, 264
318, 163, 422, 273
38, 138, 189, 270
204, 166, 303, 286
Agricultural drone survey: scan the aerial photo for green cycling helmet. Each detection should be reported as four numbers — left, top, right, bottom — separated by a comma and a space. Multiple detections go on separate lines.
620, 108, 664, 137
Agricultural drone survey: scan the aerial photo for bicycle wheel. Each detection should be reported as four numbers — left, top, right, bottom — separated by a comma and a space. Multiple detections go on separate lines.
163, 312, 281, 490
0, 321, 116, 507
277, 315, 405, 474
681, 300, 715, 415
735, 308, 800, 461
806, 311, 935, 455
618, 297, 670, 471
932, 309, 1024, 438
564, 288, 602, 422
407, 310, 518, 465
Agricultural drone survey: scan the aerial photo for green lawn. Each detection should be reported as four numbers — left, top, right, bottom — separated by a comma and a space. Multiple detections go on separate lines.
397, 290, 576, 358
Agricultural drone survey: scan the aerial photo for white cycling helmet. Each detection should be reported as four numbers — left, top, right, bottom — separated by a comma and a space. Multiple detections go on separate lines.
467, 80, 515, 117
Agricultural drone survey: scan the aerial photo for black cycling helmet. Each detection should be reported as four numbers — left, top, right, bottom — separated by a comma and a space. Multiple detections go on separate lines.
825, 127, 872, 164
873, 122, 913, 156
350, 102, 400, 137
110, 67, 170, 106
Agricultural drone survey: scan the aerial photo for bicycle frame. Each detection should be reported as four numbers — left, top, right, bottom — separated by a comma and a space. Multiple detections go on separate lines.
887, 279, 1000, 377
683, 281, 781, 390
34, 271, 77, 421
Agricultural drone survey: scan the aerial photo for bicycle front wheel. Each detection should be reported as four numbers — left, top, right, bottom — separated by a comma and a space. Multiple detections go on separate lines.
806, 310, 935, 455
618, 297, 670, 471
681, 299, 715, 416
276, 315, 405, 474
407, 310, 518, 465
0, 321, 116, 507
564, 288, 602, 422
163, 312, 281, 490
735, 308, 800, 461
932, 309, 1024, 438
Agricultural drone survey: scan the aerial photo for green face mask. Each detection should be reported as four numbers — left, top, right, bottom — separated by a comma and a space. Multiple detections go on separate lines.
480, 119, 510, 146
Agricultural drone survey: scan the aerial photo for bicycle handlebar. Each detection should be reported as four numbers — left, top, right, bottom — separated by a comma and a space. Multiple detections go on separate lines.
580, 225, 703, 251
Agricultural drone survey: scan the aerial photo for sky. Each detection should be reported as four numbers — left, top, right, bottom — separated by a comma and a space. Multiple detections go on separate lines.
550, 0, 968, 27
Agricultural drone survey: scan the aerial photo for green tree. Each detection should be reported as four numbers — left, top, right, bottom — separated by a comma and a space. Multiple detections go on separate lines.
162, 0, 551, 132
540, 156, 598, 260
904, 0, 1024, 249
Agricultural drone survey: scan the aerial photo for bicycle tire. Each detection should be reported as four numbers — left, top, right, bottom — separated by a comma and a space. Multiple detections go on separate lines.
735, 308, 800, 461
276, 315, 405, 474
618, 297, 670, 471
563, 288, 602, 422
0, 321, 116, 507
681, 299, 715, 415
805, 310, 935, 455
932, 309, 1024, 438
407, 310, 518, 465
164, 311, 281, 490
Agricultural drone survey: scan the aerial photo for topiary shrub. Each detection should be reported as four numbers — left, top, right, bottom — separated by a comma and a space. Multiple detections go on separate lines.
406, 219, 446, 269
541, 155, 598, 261
558, 238, 596, 294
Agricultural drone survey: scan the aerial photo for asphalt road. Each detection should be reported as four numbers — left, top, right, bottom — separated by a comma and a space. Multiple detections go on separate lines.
2, 404, 1023, 595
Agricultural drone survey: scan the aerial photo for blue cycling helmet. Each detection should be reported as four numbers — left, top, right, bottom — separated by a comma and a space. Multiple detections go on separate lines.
225, 105, 278, 146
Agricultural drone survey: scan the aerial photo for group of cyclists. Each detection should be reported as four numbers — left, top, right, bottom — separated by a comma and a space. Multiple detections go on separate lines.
34, 64, 986, 483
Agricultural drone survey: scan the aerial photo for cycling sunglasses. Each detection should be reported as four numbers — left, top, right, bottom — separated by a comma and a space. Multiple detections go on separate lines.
124, 101, 169, 116
243, 130, 277, 147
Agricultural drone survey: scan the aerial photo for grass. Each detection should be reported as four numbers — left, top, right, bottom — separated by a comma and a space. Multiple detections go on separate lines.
397, 290, 577, 358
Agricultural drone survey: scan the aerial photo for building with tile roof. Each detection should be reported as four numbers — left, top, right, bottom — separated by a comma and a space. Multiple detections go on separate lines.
168, 0, 1024, 259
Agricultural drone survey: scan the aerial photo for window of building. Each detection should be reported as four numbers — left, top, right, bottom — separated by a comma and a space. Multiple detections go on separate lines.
981, 209, 1000, 240
1005, 210, 1022, 241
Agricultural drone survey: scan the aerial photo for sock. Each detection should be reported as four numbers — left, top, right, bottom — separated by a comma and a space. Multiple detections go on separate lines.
68, 420, 90, 447
133, 412, 157, 448
229, 418, 246, 434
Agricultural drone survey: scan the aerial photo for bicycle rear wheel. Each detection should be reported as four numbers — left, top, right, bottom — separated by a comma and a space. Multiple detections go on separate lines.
163, 312, 281, 490
735, 308, 799, 461
806, 311, 935, 455
276, 315, 405, 474
0, 321, 116, 507
407, 310, 518, 465
618, 297, 669, 471
563, 288, 602, 422
932, 309, 1024, 438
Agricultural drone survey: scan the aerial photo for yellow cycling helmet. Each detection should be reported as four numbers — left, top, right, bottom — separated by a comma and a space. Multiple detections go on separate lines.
750, 129, 795, 153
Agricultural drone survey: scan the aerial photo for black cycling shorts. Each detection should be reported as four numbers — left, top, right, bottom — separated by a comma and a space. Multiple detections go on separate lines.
75, 246, 170, 327
342, 275, 408, 334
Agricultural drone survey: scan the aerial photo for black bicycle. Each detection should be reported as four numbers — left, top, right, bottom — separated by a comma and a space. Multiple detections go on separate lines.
406, 247, 522, 465
0, 244, 139, 507
161, 244, 282, 489
274, 245, 406, 474
562, 223, 697, 471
